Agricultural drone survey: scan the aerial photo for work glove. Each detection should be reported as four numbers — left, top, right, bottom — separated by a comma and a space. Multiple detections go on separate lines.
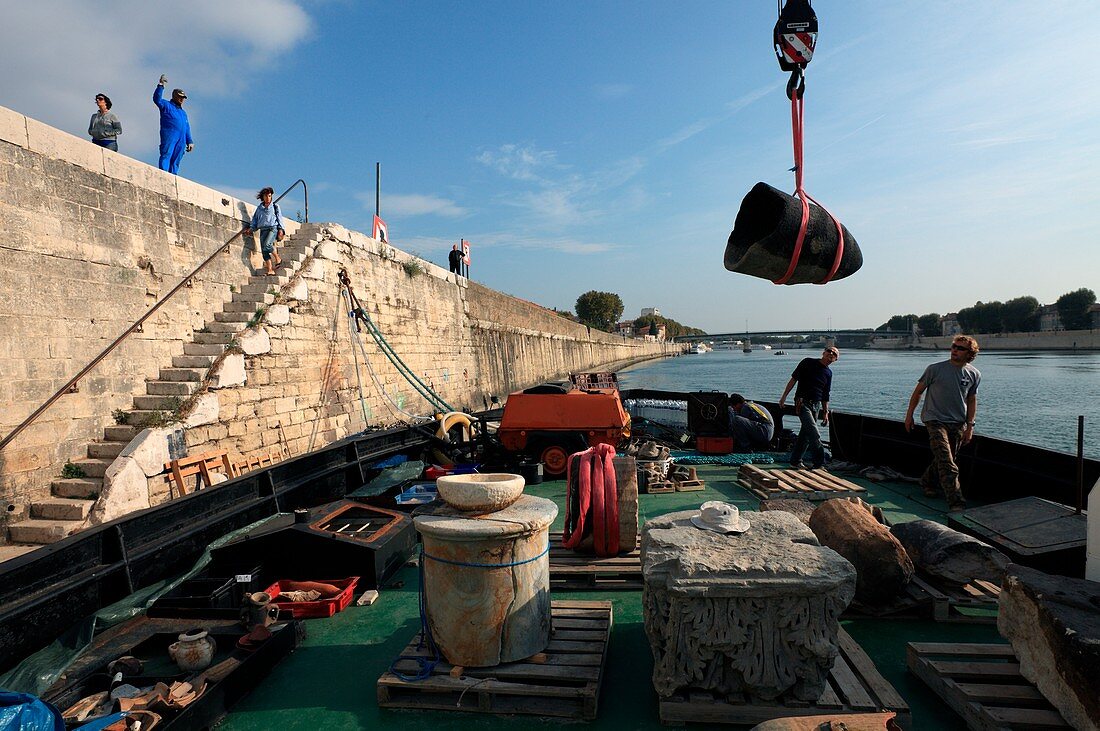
159, 74, 168, 85
185, 143, 194, 153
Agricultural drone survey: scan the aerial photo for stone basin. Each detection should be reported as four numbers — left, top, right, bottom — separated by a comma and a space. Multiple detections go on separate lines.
436, 473, 524, 513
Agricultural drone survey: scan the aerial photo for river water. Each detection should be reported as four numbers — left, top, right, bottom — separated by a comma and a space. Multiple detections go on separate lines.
618, 348, 1100, 459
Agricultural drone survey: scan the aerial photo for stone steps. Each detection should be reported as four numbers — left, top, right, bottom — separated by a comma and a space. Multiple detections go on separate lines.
231, 291, 275, 305
132, 394, 183, 411
171, 354, 217, 369
8, 519, 72, 544
214, 311, 255, 323
103, 424, 141, 441
146, 380, 198, 396
204, 321, 246, 334
10, 229, 319, 548
31, 497, 94, 521
87, 441, 125, 459
192, 332, 235, 345
183, 342, 226, 357
159, 367, 204, 382
126, 410, 178, 427
70, 458, 113, 478
52, 478, 103, 499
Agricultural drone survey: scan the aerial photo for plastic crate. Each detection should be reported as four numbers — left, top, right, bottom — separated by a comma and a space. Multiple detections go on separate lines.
696, 436, 734, 455
156, 578, 237, 610
263, 577, 360, 618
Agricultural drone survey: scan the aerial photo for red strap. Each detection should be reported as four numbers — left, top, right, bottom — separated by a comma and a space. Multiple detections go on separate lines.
772, 93, 845, 286
590, 448, 606, 555
561, 449, 592, 549
598, 444, 619, 557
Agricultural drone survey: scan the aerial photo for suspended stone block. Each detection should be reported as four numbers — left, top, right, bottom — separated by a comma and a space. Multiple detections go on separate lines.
642, 510, 855, 701
998, 564, 1100, 731
414, 494, 557, 667
725, 182, 863, 285
891, 519, 1008, 586
809, 498, 912, 605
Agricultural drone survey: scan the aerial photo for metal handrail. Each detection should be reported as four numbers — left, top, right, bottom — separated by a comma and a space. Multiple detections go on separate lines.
0, 180, 309, 453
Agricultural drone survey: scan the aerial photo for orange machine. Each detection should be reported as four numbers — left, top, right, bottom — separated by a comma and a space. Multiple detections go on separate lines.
497, 382, 631, 477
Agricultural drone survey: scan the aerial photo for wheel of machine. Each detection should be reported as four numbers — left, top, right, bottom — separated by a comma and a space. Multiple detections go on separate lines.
539, 443, 571, 478
530, 433, 586, 478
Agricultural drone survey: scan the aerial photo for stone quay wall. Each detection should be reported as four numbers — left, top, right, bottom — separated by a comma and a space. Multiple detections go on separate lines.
869, 330, 1100, 351
0, 104, 670, 522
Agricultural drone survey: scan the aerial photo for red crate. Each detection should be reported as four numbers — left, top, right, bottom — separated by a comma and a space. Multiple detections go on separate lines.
696, 436, 733, 455
263, 577, 360, 618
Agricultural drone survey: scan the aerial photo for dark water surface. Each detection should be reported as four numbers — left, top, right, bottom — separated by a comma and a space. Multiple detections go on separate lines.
619, 348, 1100, 459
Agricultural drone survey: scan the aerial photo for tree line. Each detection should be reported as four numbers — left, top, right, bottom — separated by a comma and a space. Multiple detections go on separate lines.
878, 288, 1096, 335
560, 290, 706, 336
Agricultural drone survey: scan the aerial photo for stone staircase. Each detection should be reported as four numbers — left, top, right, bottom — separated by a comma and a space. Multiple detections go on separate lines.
6, 226, 322, 548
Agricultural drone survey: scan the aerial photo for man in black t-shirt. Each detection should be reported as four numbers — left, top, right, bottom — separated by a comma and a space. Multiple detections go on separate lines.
778, 346, 839, 468
448, 244, 464, 276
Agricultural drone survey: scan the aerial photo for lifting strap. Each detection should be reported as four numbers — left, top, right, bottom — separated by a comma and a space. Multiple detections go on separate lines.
562, 443, 620, 557
771, 0, 845, 286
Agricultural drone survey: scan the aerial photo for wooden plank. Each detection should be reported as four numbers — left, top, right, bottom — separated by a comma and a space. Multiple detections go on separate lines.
909, 643, 1016, 658
953, 683, 1047, 704
377, 600, 611, 721
657, 628, 906, 726
907, 641, 1071, 731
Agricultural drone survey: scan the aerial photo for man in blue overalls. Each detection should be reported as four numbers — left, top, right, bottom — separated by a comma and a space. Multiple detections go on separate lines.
153, 75, 193, 174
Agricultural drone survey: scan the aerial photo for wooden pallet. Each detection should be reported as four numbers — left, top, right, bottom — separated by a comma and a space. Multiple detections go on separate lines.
739, 464, 866, 501
659, 629, 909, 727
907, 642, 1070, 730
846, 574, 1000, 623
915, 574, 1000, 623
548, 532, 643, 590
378, 600, 612, 720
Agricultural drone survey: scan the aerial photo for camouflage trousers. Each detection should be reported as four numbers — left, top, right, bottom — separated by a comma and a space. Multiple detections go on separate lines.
920, 422, 965, 507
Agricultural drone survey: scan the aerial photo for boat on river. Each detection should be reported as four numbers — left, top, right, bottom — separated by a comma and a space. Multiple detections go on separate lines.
1, 382, 1096, 729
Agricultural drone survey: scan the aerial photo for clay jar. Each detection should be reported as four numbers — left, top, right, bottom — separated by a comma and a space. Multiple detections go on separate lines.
168, 628, 216, 671
241, 591, 279, 629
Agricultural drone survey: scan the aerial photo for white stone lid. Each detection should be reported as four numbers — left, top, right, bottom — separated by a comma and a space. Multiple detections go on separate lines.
414, 494, 558, 540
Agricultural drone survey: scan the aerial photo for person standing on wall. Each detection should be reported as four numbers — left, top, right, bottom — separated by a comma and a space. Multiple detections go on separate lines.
153, 74, 193, 174
448, 244, 463, 276
778, 346, 839, 469
904, 335, 981, 512
242, 187, 285, 276
89, 94, 122, 151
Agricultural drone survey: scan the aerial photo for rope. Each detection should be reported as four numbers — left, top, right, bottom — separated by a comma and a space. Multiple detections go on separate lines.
336, 269, 455, 415
561, 443, 618, 556
340, 288, 371, 426
772, 90, 846, 286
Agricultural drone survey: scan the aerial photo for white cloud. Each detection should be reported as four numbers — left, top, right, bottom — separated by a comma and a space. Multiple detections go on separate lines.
475, 143, 559, 182
0, 0, 312, 155
374, 193, 467, 218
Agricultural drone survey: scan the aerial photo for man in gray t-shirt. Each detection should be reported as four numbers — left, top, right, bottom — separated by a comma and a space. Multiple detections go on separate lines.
904, 335, 981, 511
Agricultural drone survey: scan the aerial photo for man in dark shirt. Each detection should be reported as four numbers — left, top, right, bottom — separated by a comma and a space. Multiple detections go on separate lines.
778, 346, 839, 468
448, 244, 463, 276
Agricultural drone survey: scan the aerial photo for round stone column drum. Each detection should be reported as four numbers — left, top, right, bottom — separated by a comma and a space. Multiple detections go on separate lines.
414, 494, 558, 667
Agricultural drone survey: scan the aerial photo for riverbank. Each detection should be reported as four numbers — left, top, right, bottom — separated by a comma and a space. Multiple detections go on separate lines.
869, 329, 1100, 351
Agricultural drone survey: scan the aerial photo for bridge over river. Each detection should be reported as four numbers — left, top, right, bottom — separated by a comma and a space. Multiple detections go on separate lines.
674, 330, 910, 348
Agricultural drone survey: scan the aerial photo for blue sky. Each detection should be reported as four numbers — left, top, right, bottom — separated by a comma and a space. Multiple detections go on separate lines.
3, 1, 1097, 333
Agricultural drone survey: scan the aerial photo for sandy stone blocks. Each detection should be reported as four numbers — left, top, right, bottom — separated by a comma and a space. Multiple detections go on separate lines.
210, 353, 246, 388
184, 392, 219, 427
238, 327, 271, 355
89, 456, 150, 526
266, 304, 290, 326
0, 106, 29, 147
26, 118, 105, 174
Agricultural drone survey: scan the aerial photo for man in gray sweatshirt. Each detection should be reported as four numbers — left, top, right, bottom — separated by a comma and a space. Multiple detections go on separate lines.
904, 335, 981, 511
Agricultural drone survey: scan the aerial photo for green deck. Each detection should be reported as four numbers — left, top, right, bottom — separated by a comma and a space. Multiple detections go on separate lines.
219, 464, 1001, 730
